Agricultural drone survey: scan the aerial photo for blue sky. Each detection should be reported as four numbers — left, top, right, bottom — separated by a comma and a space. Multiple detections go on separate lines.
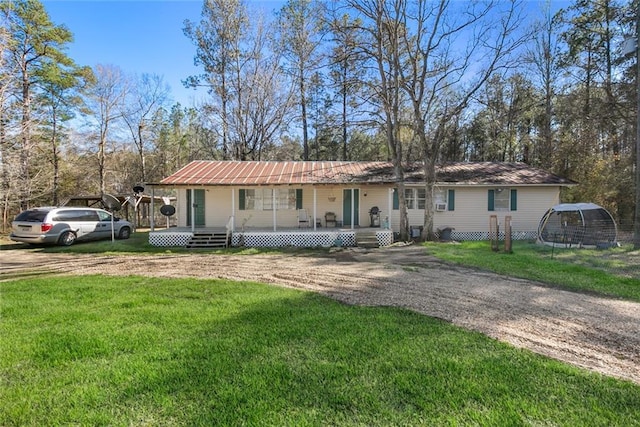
42, 0, 568, 107
43, 1, 284, 106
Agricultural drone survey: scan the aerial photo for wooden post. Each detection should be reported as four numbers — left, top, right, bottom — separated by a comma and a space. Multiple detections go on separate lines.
505, 215, 512, 253
489, 215, 499, 251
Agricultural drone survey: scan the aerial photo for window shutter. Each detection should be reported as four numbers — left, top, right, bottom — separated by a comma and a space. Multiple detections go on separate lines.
510, 189, 518, 211
239, 189, 246, 210
393, 188, 399, 210
447, 189, 455, 211
488, 189, 495, 211
296, 189, 303, 209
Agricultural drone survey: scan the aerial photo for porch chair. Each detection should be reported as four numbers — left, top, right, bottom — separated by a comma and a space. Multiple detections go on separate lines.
325, 211, 337, 227
298, 209, 310, 228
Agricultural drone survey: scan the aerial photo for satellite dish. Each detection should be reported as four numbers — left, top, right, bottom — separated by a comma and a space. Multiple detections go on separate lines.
102, 193, 122, 211
160, 204, 176, 217
133, 185, 145, 194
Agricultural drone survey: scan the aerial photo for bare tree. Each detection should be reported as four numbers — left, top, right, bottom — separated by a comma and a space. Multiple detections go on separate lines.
84, 64, 128, 196
398, 0, 527, 239
343, 0, 412, 239
230, 16, 295, 160
186, 5, 295, 160
343, 0, 526, 239
121, 73, 169, 183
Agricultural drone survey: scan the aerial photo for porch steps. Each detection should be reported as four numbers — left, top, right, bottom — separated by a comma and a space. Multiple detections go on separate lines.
186, 232, 229, 249
356, 230, 380, 248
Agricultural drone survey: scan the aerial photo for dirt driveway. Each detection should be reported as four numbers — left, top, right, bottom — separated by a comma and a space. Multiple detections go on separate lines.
1, 245, 639, 385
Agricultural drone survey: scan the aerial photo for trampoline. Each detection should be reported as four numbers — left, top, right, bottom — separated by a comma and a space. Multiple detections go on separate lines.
537, 203, 617, 249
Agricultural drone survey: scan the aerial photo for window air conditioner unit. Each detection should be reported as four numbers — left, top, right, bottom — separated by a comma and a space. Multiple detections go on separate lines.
435, 203, 447, 211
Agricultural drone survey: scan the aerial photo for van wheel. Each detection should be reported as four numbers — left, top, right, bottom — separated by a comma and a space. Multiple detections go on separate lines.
58, 231, 76, 246
118, 227, 131, 240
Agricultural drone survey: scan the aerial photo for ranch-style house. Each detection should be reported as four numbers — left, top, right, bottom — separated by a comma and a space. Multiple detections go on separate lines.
147, 160, 576, 248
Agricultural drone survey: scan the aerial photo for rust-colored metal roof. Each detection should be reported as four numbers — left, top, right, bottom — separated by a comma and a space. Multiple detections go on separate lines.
159, 161, 576, 186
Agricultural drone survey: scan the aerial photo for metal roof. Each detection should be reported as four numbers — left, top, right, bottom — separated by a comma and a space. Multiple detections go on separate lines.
159, 161, 576, 186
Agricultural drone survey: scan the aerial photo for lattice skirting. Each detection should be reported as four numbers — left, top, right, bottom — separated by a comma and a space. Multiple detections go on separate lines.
376, 230, 394, 247
149, 229, 538, 247
231, 231, 356, 247
149, 232, 192, 247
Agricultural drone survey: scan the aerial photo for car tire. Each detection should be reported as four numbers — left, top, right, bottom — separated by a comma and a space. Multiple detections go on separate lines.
117, 227, 131, 240
58, 231, 76, 246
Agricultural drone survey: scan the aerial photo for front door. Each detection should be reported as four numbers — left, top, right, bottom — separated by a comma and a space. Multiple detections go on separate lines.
342, 188, 360, 227
186, 189, 206, 227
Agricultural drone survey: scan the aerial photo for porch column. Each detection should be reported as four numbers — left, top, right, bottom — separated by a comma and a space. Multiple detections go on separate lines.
351, 189, 355, 230
191, 188, 195, 233
313, 187, 317, 230
231, 187, 235, 231
150, 186, 155, 231
273, 188, 277, 231
387, 188, 393, 230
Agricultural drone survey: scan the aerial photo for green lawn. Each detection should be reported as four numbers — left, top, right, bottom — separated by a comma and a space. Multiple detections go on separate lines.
2, 275, 639, 426
424, 241, 640, 302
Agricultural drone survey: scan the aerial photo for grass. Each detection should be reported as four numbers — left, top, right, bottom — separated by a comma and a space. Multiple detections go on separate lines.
424, 240, 640, 302
0, 230, 315, 256
2, 275, 640, 426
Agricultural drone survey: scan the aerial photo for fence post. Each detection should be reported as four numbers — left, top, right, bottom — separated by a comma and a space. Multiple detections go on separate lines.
489, 215, 499, 251
505, 216, 512, 253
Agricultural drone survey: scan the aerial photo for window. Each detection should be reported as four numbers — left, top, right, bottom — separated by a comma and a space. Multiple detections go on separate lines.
433, 188, 455, 211
416, 188, 426, 209
494, 189, 509, 210
244, 189, 257, 210
240, 188, 299, 210
488, 188, 517, 211
405, 189, 415, 209
97, 210, 112, 221
434, 189, 446, 206
402, 188, 427, 210
53, 210, 98, 222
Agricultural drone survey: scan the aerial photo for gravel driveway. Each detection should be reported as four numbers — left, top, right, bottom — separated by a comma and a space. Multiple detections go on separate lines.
1, 245, 639, 384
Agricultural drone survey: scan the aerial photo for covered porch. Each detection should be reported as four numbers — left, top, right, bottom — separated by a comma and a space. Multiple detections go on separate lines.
148, 226, 394, 248
146, 178, 397, 248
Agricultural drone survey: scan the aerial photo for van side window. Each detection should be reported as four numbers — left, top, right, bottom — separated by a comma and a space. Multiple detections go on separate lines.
53, 210, 99, 222
52, 210, 81, 222
81, 210, 100, 221
97, 211, 111, 221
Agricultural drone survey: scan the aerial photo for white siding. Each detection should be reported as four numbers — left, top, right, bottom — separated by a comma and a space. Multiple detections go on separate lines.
176, 185, 561, 235
177, 185, 394, 229
388, 186, 560, 233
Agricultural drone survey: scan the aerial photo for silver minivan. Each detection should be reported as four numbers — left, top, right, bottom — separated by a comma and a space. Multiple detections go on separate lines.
10, 207, 133, 246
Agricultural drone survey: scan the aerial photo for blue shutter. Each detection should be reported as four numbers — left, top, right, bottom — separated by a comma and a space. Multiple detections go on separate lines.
488, 189, 495, 211
239, 189, 246, 210
447, 189, 455, 211
510, 189, 517, 211
393, 188, 399, 210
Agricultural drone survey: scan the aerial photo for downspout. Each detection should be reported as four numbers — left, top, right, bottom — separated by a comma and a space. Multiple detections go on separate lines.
150, 186, 155, 231
313, 187, 317, 230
